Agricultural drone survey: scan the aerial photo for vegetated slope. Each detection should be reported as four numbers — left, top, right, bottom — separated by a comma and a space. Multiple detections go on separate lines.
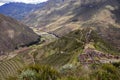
0, 27, 120, 80
0, 58, 24, 80
0, 14, 40, 55
23, 0, 120, 50
0, 47, 33, 80
37, 28, 119, 67
18, 28, 119, 67
0, 2, 46, 20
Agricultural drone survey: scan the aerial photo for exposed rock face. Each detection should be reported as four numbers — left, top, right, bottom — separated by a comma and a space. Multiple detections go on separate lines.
0, 14, 40, 55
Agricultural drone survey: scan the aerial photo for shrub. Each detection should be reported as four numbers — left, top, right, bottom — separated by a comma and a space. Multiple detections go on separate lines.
7, 64, 60, 80
90, 64, 120, 80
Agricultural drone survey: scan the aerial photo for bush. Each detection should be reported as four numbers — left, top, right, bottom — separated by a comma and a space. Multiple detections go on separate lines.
7, 64, 60, 80
90, 64, 120, 80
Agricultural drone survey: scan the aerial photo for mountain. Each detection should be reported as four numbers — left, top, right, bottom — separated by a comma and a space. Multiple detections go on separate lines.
23, 0, 120, 50
0, 27, 119, 80
0, 0, 120, 80
0, 2, 46, 20
23, 0, 120, 32
0, 14, 40, 55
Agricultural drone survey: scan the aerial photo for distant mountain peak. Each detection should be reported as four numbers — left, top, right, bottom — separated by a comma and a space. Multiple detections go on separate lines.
0, 2, 46, 20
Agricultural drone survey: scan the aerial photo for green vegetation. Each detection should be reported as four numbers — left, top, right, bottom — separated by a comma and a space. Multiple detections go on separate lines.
90, 64, 120, 80
92, 31, 120, 55
0, 58, 24, 80
7, 63, 120, 80
7, 65, 60, 80
1, 0, 120, 80
40, 28, 119, 65
1, 28, 120, 80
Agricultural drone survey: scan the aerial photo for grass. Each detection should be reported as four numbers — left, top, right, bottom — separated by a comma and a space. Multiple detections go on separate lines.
0, 58, 24, 80
1, 28, 120, 79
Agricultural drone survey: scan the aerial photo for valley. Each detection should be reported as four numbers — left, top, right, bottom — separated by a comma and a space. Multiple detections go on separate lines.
0, 0, 120, 80
0, 27, 120, 80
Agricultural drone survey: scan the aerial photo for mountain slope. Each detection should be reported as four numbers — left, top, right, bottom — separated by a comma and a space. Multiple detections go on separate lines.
0, 14, 40, 55
23, 0, 120, 50
14, 28, 118, 67
38, 28, 119, 65
0, 2, 46, 20
0, 25, 120, 80
23, 0, 120, 32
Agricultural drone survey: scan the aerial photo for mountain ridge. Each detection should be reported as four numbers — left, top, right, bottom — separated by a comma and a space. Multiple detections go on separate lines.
0, 2, 46, 20
0, 0, 120, 80
22, 0, 120, 50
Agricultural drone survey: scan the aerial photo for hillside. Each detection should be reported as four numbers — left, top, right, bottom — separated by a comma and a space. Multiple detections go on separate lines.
0, 27, 119, 80
35, 28, 120, 66
0, 0, 120, 80
0, 14, 40, 55
23, 0, 120, 50
23, 0, 120, 33
0, 2, 46, 20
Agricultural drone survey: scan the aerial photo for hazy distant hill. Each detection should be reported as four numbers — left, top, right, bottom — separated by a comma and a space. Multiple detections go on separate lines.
0, 14, 40, 54
0, 2, 46, 20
